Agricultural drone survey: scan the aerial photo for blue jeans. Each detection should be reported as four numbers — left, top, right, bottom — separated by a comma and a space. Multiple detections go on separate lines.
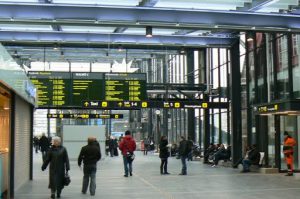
123, 156, 133, 176
180, 155, 187, 174
242, 159, 251, 171
82, 164, 97, 195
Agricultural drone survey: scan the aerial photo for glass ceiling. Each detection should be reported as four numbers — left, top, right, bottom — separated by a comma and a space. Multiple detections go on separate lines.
0, 0, 298, 13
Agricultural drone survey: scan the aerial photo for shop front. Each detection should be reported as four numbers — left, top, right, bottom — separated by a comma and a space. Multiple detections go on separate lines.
0, 85, 11, 198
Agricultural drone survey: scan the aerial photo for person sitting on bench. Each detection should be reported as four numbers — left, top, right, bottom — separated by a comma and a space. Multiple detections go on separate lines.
212, 144, 231, 167
241, 144, 260, 172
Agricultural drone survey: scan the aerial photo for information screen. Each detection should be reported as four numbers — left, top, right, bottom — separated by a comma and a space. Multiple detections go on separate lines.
29, 72, 147, 108
28, 71, 71, 107
105, 73, 147, 101
72, 73, 105, 106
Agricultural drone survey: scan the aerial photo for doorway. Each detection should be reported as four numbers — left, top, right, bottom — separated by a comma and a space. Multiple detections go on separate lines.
265, 115, 300, 171
277, 116, 299, 171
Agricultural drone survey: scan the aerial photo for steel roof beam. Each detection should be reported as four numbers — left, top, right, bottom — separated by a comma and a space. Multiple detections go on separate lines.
139, 0, 159, 7
0, 4, 300, 32
0, 30, 234, 48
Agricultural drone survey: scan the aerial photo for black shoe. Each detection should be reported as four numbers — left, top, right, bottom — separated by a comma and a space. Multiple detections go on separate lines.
82, 191, 86, 194
124, 175, 128, 177
56, 194, 60, 198
50, 194, 55, 199
130, 172, 132, 176
164, 172, 170, 175
179, 173, 186, 175
285, 173, 293, 176
240, 170, 250, 173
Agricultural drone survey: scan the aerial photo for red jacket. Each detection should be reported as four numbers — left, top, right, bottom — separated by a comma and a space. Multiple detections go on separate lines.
119, 135, 136, 156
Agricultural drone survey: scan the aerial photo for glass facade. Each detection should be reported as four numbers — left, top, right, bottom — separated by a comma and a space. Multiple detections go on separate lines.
244, 32, 300, 170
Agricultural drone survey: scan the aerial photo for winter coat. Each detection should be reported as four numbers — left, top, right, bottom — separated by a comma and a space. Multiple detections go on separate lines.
119, 135, 136, 156
78, 142, 101, 166
159, 139, 169, 159
39, 135, 50, 152
42, 145, 70, 190
248, 148, 260, 165
179, 140, 190, 156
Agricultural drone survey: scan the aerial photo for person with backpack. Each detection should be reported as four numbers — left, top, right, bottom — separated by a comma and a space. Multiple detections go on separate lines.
119, 130, 136, 177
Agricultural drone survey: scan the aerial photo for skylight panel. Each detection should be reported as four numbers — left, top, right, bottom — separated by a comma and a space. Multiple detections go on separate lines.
61, 26, 115, 33
52, 0, 141, 6
0, 24, 52, 31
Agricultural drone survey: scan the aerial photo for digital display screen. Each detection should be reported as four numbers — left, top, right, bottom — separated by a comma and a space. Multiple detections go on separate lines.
105, 73, 147, 101
72, 72, 105, 106
28, 71, 71, 107
28, 71, 147, 108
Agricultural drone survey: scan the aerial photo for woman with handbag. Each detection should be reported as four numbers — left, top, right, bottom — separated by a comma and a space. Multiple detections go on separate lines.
42, 136, 70, 199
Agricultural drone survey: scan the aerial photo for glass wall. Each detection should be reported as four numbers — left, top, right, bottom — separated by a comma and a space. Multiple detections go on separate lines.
292, 34, 300, 98
275, 34, 289, 99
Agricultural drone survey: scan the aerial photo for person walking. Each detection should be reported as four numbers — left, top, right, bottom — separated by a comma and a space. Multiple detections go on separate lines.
39, 133, 50, 162
143, 137, 150, 155
283, 131, 297, 176
178, 136, 190, 175
41, 136, 70, 199
78, 137, 101, 196
159, 135, 170, 175
119, 130, 136, 177
33, 136, 39, 153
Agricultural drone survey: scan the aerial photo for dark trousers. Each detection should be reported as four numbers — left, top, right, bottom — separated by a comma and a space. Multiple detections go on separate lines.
180, 155, 187, 174
160, 158, 168, 174
82, 164, 97, 195
123, 156, 133, 176
41, 150, 48, 162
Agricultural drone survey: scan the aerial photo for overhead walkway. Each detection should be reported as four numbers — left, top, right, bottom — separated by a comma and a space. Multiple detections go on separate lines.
15, 152, 300, 199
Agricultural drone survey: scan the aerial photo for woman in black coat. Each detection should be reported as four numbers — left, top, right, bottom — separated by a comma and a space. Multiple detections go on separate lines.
42, 136, 70, 199
159, 135, 170, 175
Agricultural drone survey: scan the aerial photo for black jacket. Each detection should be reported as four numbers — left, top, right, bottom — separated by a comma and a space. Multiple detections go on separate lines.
78, 142, 101, 166
39, 135, 50, 152
179, 140, 190, 156
248, 148, 260, 165
159, 139, 169, 159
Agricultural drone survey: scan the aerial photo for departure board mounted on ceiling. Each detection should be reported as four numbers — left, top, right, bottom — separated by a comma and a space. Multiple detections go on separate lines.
28, 71, 147, 108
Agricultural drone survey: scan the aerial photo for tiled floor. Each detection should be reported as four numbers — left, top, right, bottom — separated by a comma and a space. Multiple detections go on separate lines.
15, 152, 300, 199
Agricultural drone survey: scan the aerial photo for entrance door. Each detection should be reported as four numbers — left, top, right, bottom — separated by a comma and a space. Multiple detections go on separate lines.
278, 116, 299, 171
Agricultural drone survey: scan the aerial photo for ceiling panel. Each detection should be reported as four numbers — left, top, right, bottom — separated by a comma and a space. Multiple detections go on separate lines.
61, 26, 115, 33
52, 0, 142, 6
155, 0, 251, 10
0, 24, 52, 31
124, 27, 179, 35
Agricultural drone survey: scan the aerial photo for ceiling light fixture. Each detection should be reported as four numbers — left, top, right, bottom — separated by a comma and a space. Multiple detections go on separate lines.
179, 48, 186, 54
53, 44, 59, 50
146, 26, 153, 38
247, 32, 254, 42
118, 45, 123, 52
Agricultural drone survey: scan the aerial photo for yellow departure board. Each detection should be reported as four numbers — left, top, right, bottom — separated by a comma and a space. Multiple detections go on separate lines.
28, 72, 71, 107
29, 72, 147, 108
105, 73, 146, 101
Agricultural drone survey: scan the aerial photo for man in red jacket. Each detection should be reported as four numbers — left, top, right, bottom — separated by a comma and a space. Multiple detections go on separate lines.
119, 130, 136, 177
